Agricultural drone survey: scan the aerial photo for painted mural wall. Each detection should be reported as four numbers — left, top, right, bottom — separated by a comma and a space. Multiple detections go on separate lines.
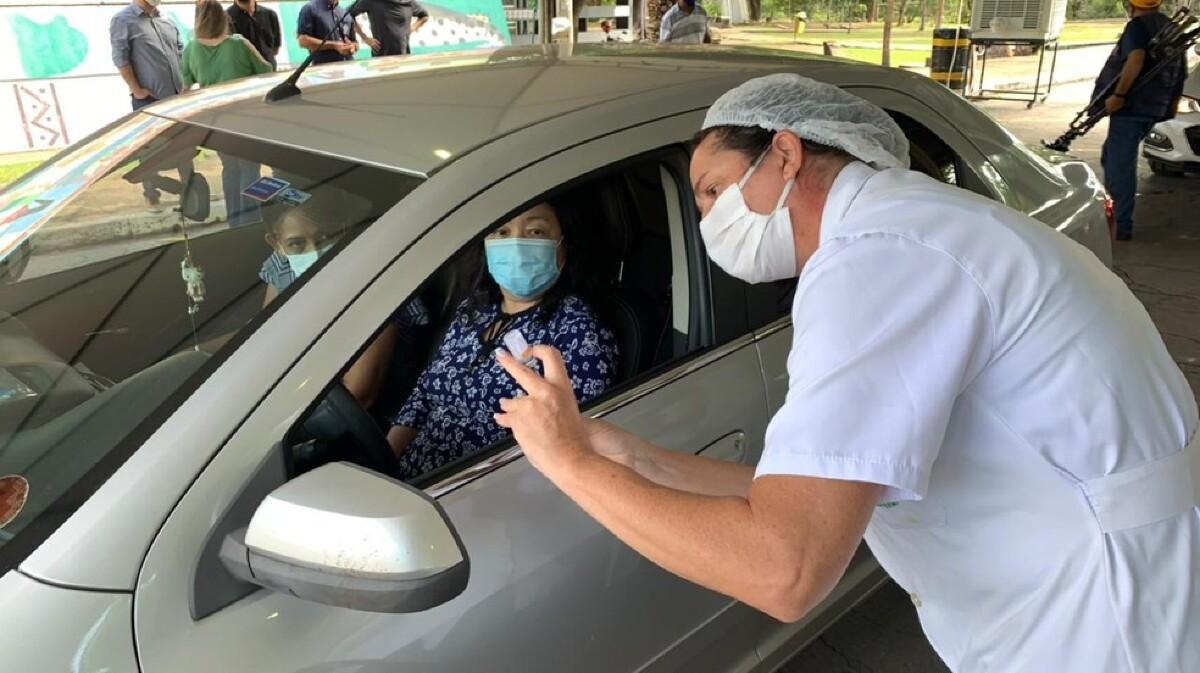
0, 0, 511, 154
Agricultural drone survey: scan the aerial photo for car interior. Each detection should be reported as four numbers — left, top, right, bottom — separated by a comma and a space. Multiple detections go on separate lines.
290, 157, 696, 485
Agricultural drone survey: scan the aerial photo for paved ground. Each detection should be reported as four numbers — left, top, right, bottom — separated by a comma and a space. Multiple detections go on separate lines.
779, 80, 1200, 672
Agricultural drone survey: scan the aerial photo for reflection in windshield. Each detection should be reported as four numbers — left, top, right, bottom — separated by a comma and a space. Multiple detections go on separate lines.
0, 123, 422, 570
0, 114, 174, 267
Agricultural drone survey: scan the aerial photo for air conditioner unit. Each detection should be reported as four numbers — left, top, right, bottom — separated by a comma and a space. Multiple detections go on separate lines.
970, 0, 1068, 42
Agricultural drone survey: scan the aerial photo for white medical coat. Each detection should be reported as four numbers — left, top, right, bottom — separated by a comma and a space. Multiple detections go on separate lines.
757, 162, 1200, 672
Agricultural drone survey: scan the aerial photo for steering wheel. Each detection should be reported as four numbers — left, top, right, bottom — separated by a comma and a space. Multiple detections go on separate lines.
298, 382, 399, 477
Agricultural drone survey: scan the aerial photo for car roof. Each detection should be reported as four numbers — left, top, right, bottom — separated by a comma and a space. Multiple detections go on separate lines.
148, 44, 904, 177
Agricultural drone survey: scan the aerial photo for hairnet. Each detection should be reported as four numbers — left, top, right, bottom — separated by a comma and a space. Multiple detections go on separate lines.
702, 73, 911, 170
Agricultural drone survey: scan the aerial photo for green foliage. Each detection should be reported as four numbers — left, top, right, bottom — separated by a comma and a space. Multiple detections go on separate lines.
1067, 0, 1125, 19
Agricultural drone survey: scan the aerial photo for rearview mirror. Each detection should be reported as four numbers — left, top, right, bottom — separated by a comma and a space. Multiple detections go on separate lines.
220, 462, 469, 613
140, 172, 211, 222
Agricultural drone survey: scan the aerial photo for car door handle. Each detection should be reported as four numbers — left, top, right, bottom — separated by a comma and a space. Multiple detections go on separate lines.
697, 431, 747, 463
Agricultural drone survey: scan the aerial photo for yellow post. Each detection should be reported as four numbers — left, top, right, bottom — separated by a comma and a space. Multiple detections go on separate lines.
793, 10, 807, 42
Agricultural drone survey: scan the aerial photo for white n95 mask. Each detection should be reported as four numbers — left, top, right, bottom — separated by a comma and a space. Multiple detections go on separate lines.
699, 150, 798, 284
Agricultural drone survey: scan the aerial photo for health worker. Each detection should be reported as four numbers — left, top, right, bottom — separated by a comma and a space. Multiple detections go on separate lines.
493, 73, 1200, 673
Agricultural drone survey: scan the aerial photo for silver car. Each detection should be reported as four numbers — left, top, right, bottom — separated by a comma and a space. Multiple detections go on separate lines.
0, 45, 1110, 671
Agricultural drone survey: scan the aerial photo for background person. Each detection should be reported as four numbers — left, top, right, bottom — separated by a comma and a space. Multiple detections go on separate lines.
493, 73, 1200, 673
182, 0, 272, 228
350, 0, 429, 57
227, 0, 282, 69
658, 0, 707, 44
110, 0, 189, 208
386, 199, 618, 480
258, 191, 430, 412
111, 0, 184, 111
297, 0, 358, 65
1094, 0, 1188, 241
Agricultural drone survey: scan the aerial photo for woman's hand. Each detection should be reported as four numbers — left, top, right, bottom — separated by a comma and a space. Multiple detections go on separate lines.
494, 346, 590, 477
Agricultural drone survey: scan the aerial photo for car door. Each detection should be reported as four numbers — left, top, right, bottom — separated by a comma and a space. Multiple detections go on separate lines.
134, 112, 773, 673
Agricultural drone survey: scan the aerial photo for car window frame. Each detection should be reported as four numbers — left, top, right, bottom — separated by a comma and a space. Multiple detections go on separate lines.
845, 84, 1013, 204
393, 144, 719, 491
169, 110, 736, 616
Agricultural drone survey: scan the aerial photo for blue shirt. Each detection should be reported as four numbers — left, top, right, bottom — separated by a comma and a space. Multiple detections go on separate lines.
659, 4, 706, 43
297, 0, 356, 65
393, 294, 618, 479
1093, 12, 1187, 120
110, 2, 184, 100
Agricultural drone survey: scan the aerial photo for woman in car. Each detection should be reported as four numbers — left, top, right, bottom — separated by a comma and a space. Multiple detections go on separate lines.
259, 191, 430, 415
387, 199, 619, 479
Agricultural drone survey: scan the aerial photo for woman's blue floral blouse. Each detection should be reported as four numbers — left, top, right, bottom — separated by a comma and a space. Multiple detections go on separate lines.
393, 294, 618, 479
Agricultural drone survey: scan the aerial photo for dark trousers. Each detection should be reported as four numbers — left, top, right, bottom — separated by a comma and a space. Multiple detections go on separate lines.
132, 94, 196, 203
1101, 114, 1157, 237
133, 94, 160, 201
218, 153, 262, 227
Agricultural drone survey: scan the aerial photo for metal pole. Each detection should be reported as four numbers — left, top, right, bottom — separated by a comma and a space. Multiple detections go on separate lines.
540, 0, 553, 42
1044, 38, 1059, 99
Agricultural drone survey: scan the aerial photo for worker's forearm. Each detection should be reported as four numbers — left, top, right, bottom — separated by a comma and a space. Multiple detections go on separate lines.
1115, 50, 1145, 95
118, 64, 143, 93
298, 34, 340, 51
549, 449, 818, 620
586, 419, 754, 497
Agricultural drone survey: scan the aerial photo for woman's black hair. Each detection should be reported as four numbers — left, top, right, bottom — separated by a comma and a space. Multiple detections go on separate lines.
463, 191, 601, 322
693, 125, 853, 162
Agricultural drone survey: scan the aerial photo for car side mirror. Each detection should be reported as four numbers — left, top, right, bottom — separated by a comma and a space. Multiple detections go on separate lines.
219, 461, 469, 613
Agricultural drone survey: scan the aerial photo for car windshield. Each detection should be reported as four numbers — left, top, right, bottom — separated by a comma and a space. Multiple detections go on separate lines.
0, 113, 422, 567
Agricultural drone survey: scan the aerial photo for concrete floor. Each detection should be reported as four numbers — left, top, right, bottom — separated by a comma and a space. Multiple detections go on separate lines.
779, 81, 1200, 672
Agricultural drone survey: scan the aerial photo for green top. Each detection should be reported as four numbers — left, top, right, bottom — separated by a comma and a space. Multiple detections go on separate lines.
181, 34, 272, 88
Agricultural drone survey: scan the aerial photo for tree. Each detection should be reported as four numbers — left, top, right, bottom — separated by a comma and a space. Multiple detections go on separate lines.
868, 0, 878, 22
882, 0, 893, 66
935, 0, 945, 27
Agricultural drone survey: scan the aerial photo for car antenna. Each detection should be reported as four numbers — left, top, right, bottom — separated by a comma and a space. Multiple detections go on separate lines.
265, 0, 363, 103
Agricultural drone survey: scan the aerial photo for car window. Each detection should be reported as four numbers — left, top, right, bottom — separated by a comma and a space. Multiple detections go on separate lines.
0, 113, 422, 568
287, 151, 707, 486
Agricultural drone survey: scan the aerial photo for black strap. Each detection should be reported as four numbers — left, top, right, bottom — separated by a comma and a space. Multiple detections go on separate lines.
467, 305, 540, 372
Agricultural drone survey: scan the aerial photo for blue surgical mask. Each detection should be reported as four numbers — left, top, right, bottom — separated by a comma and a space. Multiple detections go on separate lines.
484, 238, 562, 300
285, 250, 320, 278
285, 243, 334, 279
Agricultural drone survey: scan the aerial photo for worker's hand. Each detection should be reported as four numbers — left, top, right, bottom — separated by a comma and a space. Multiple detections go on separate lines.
366, 36, 382, 51
494, 346, 589, 476
131, 86, 152, 100
1105, 95, 1125, 114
